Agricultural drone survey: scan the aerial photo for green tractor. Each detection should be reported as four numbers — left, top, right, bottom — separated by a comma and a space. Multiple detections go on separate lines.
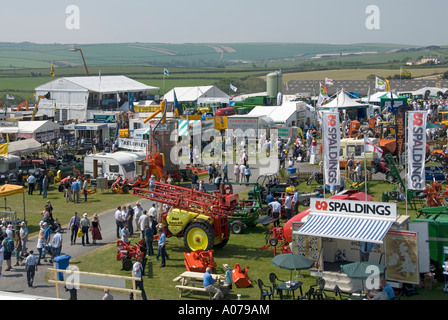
227, 182, 264, 234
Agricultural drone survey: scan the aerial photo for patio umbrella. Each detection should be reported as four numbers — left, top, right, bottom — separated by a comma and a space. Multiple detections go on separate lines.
341, 261, 386, 291
426, 122, 444, 129
270, 253, 314, 279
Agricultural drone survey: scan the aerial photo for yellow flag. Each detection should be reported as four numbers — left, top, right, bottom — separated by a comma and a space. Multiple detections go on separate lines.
0, 134, 9, 155
385, 79, 391, 92
51, 62, 55, 77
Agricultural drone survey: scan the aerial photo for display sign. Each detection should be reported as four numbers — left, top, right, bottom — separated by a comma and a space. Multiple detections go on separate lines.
118, 138, 148, 152
395, 105, 408, 157
310, 198, 397, 220
385, 230, 419, 284
322, 111, 340, 187
291, 222, 322, 271
407, 110, 427, 190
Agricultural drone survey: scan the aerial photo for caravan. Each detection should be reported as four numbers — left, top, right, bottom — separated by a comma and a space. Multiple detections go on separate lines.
339, 137, 380, 167
84, 151, 146, 182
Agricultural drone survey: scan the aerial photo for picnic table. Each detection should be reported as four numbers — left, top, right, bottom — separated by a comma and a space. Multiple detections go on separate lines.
173, 271, 229, 298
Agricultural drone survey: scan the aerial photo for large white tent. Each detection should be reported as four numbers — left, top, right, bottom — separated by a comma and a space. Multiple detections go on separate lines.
318, 90, 368, 109
247, 101, 301, 127
0, 121, 59, 142
361, 91, 401, 103
163, 86, 230, 104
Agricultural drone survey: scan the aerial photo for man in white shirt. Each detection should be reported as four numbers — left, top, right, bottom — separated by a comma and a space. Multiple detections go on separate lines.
138, 210, 149, 239
148, 203, 160, 224
268, 198, 282, 227
284, 193, 293, 220
27, 174, 36, 195
115, 206, 123, 238
133, 202, 143, 234
239, 163, 246, 183
52, 229, 63, 257
25, 250, 38, 287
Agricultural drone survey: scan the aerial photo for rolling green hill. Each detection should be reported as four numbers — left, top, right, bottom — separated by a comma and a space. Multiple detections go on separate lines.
0, 42, 434, 70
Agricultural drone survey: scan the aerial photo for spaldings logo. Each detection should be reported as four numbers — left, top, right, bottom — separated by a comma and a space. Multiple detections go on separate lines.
413, 112, 424, 126
327, 114, 337, 127
314, 201, 328, 211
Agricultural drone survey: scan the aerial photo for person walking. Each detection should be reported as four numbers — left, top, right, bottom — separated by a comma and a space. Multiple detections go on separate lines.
71, 178, 81, 203
90, 214, 102, 244
146, 213, 157, 256
233, 163, 240, 183
25, 250, 38, 288
41, 175, 48, 199
191, 171, 199, 190
133, 202, 143, 235
214, 174, 222, 191
27, 174, 36, 195
156, 224, 167, 268
64, 177, 72, 203
0, 241, 4, 277
51, 229, 63, 257
121, 223, 130, 244
223, 162, 229, 182
2, 236, 14, 271
143, 225, 153, 257
284, 192, 293, 220
19, 222, 29, 257
268, 198, 282, 227
115, 206, 124, 238
130, 257, 147, 300
13, 230, 22, 266
244, 165, 251, 183
36, 224, 45, 265
126, 205, 134, 236
80, 213, 90, 246
68, 212, 80, 245
138, 210, 149, 240
82, 177, 88, 202
239, 163, 246, 183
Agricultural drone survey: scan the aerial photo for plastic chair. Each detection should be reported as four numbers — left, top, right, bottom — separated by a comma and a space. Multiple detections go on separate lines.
333, 285, 348, 300
257, 279, 274, 300
309, 278, 334, 300
269, 272, 285, 299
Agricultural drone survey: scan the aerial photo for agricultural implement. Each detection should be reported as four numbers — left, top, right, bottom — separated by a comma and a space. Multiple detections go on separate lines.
116, 239, 146, 271
232, 263, 252, 288
132, 182, 233, 251
183, 250, 217, 273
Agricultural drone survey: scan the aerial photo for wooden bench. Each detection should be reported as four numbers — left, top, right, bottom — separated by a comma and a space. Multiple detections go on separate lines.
175, 285, 212, 299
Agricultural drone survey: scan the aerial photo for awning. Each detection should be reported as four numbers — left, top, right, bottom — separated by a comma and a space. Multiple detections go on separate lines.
8, 139, 42, 156
296, 213, 393, 244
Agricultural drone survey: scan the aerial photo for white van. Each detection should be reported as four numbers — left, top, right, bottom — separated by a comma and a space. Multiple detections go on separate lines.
84, 151, 146, 182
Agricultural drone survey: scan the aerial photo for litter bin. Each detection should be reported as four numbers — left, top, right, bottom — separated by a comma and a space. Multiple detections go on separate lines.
287, 167, 297, 175
54, 255, 71, 281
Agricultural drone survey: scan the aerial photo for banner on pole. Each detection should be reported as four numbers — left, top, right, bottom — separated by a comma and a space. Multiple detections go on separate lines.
322, 111, 340, 187
407, 111, 427, 190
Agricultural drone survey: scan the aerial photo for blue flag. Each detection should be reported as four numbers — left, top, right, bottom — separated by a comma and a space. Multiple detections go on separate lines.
128, 92, 135, 113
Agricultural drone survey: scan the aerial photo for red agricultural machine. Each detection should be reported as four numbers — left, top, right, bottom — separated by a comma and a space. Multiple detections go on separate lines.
116, 239, 146, 271
183, 250, 217, 273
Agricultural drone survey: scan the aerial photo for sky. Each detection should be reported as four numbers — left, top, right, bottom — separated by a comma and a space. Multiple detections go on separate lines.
1, 0, 447, 46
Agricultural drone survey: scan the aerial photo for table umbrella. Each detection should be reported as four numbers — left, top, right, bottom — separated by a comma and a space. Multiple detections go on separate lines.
270, 253, 314, 279
341, 262, 386, 292
426, 122, 444, 129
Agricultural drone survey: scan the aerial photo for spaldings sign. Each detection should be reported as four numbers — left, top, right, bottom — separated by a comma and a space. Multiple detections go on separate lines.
310, 198, 397, 219
407, 111, 427, 190
322, 112, 340, 187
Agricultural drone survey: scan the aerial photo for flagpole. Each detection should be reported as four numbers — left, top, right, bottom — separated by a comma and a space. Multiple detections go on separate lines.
364, 144, 368, 201
405, 111, 408, 217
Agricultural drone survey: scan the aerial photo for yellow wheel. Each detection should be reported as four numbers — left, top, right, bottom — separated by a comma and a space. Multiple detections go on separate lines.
184, 222, 214, 252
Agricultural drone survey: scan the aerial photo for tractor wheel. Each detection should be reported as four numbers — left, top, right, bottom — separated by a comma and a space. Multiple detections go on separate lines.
231, 220, 245, 234
301, 198, 310, 207
386, 174, 396, 183
269, 237, 279, 247
183, 221, 214, 252
122, 258, 133, 271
